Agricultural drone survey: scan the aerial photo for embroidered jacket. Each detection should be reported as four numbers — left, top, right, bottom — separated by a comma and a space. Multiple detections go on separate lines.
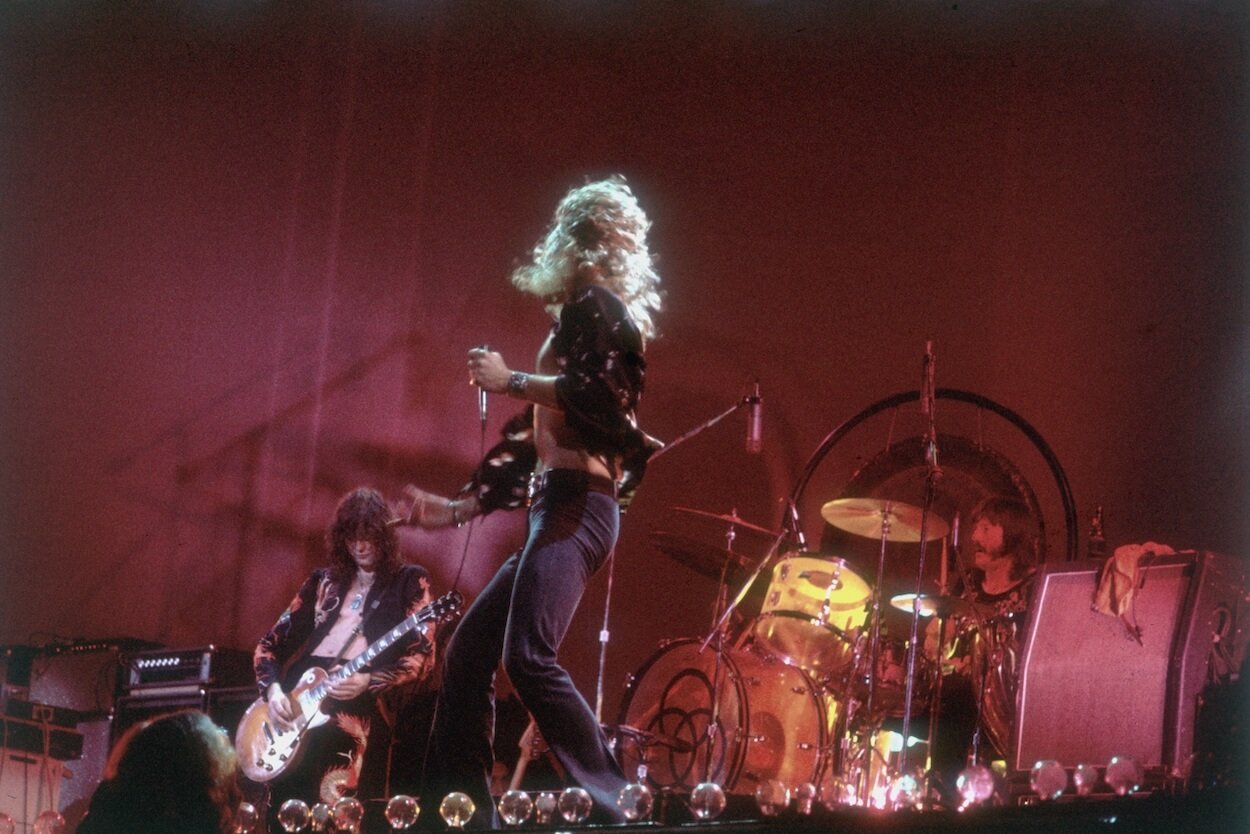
252, 563, 435, 697
462, 284, 659, 512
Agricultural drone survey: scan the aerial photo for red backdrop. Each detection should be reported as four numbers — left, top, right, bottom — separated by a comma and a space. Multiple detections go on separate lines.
2, 2, 1246, 724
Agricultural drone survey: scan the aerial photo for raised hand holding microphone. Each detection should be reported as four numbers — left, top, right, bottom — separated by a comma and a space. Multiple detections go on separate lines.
467, 345, 510, 401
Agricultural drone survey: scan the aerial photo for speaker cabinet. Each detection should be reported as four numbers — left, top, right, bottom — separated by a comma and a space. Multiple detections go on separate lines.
0, 748, 64, 833
111, 685, 257, 745
1014, 551, 1247, 775
57, 717, 111, 822
26, 649, 121, 716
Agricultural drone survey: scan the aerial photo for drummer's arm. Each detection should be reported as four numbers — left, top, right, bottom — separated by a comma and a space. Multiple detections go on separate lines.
924, 617, 970, 675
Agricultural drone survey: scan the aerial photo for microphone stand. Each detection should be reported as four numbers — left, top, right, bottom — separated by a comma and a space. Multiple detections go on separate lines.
647, 389, 758, 465
594, 386, 759, 765
899, 342, 941, 780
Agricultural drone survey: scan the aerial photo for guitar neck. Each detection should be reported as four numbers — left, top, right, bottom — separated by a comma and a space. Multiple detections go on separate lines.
308, 609, 427, 701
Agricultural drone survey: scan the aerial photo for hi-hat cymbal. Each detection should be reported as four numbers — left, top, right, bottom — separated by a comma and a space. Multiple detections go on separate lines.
890, 593, 990, 619
820, 498, 949, 542
671, 506, 779, 537
650, 530, 753, 581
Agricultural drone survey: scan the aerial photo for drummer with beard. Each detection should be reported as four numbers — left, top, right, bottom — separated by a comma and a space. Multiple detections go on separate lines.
928, 495, 1038, 802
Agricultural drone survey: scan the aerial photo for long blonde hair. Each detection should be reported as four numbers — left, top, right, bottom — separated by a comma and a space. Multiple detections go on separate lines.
511, 176, 662, 340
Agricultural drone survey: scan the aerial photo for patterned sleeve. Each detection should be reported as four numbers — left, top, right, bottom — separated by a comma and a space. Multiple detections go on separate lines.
366, 566, 438, 692
458, 408, 539, 515
253, 570, 322, 696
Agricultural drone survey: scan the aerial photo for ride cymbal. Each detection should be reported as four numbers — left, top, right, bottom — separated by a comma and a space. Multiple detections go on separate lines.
819, 497, 949, 542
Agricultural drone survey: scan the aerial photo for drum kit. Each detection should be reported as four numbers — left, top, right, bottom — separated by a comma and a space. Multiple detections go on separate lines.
618, 497, 966, 809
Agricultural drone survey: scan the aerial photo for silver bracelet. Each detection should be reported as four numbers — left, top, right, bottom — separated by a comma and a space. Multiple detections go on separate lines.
448, 499, 464, 528
507, 370, 529, 398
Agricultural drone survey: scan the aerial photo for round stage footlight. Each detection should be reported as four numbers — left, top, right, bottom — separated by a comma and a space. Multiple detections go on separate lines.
1105, 756, 1143, 796
1030, 760, 1068, 800
956, 765, 995, 810
534, 791, 557, 824
384, 795, 419, 830
794, 782, 818, 815
617, 782, 654, 821
438, 793, 476, 829
232, 802, 258, 833
690, 782, 727, 820
754, 779, 791, 816
498, 790, 533, 827
331, 797, 364, 833
558, 786, 593, 823
278, 798, 311, 832
1073, 763, 1100, 796
32, 812, 65, 834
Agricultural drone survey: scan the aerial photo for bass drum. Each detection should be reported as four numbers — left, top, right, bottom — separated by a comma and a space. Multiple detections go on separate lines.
616, 639, 838, 795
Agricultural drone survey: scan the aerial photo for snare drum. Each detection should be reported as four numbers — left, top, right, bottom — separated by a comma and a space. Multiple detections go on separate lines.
616, 639, 839, 794
752, 553, 870, 678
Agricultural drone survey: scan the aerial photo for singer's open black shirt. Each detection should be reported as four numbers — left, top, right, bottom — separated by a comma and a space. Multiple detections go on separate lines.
462, 284, 656, 513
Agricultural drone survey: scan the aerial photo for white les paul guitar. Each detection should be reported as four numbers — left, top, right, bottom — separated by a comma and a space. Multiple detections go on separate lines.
236, 590, 462, 782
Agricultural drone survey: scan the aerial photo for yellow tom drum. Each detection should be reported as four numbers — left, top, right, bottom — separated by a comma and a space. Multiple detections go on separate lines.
753, 553, 870, 678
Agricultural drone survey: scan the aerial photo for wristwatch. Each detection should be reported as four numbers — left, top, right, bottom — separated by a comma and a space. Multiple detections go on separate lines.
508, 371, 529, 398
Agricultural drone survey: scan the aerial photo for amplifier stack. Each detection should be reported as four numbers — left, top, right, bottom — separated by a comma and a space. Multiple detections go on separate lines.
113, 645, 255, 743
0, 641, 254, 830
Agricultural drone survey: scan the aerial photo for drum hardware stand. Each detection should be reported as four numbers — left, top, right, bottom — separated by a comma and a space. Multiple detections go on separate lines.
700, 517, 740, 785
844, 503, 895, 804
921, 515, 970, 801
694, 497, 797, 787
699, 501, 797, 653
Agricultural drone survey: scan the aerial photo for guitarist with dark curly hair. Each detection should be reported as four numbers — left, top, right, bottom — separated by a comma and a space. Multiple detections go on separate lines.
241, 487, 441, 828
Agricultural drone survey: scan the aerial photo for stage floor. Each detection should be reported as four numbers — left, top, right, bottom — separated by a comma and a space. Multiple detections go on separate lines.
343, 787, 1246, 834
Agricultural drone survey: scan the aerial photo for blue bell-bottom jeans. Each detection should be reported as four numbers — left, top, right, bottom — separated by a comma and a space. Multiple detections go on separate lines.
425, 472, 626, 828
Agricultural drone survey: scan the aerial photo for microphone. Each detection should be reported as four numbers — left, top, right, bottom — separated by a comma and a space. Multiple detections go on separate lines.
745, 382, 762, 454
922, 341, 939, 471
473, 344, 490, 427
921, 339, 935, 418
787, 498, 808, 550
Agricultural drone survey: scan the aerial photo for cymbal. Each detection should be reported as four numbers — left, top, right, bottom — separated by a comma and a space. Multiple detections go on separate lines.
649, 530, 752, 581
890, 593, 989, 619
820, 498, 949, 542
671, 506, 779, 537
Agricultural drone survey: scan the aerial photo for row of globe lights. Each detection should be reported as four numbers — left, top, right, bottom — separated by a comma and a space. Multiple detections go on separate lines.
0, 754, 1150, 834
0, 811, 66, 834
230, 753, 1147, 831
949, 754, 1146, 810
0, 757, 1151, 834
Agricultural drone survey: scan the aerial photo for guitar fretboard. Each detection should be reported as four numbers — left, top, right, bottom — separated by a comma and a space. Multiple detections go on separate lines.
305, 607, 437, 703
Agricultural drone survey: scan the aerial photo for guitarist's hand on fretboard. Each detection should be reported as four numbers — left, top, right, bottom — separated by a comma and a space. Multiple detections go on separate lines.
326, 668, 370, 700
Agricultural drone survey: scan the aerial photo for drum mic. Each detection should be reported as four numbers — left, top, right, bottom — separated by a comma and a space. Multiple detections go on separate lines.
921, 339, 935, 418
745, 381, 762, 454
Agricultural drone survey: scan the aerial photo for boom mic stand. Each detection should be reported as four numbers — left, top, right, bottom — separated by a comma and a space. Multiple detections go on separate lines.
898, 341, 941, 779
593, 384, 759, 734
